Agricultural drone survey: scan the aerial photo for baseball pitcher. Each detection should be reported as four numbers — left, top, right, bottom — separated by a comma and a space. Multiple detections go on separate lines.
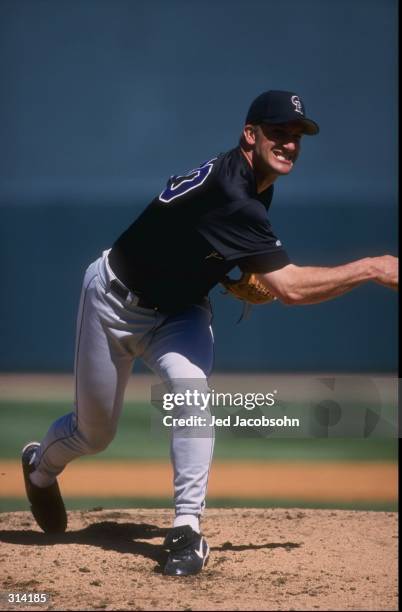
22, 90, 398, 576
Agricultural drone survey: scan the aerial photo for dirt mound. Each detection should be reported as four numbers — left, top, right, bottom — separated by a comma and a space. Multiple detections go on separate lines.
0, 508, 397, 611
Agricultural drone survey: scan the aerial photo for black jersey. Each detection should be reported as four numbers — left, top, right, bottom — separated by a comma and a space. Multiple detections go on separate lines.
109, 147, 290, 312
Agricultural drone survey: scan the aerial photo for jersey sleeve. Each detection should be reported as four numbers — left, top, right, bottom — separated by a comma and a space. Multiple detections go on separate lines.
197, 198, 290, 272
237, 250, 290, 273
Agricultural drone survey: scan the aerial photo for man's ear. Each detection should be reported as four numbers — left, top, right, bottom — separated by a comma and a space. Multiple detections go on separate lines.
243, 124, 257, 146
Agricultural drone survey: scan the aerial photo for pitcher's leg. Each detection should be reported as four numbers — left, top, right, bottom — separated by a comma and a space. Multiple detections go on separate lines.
142, 305, 215, 522
33, 264, 134, 482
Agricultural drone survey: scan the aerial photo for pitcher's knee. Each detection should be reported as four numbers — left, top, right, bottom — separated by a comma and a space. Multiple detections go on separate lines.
165, 378, 212, 419
169, 377, 209, 396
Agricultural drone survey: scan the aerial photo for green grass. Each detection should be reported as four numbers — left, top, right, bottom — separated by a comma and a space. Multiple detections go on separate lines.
0, 400, 398, 462
2, 401, 396, 515
0, 497, 397, 513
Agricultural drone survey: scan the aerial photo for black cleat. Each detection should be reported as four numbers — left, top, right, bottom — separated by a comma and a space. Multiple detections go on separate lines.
21, 442, 67, 534
163, 525, 209, 576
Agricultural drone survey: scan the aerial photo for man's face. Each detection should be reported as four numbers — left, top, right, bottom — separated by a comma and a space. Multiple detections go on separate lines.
251, 121, 304, 178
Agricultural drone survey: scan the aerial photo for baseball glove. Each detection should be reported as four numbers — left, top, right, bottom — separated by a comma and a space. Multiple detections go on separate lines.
221, 273, 277, 305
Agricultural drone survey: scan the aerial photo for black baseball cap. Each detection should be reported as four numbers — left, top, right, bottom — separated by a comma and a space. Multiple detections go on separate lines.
245, 90, 319, 135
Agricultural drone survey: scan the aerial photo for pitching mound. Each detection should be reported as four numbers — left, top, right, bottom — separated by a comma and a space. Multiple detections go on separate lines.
0, 508, 397, 611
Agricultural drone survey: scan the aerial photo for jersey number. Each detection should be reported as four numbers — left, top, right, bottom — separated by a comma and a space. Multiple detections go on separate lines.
159, 157, 216, 203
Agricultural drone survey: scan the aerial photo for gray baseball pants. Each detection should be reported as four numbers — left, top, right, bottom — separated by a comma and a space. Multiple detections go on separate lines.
33, 250, 215, 516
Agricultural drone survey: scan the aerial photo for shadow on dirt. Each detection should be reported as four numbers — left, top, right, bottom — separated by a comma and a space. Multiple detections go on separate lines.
0, 521, 302, 572
214, 541, 301, 552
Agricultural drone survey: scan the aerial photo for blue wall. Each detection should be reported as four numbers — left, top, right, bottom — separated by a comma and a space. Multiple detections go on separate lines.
0, 0, 398, 372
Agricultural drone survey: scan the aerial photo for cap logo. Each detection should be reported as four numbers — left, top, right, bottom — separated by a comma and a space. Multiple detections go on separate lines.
291, 95, 303, 115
